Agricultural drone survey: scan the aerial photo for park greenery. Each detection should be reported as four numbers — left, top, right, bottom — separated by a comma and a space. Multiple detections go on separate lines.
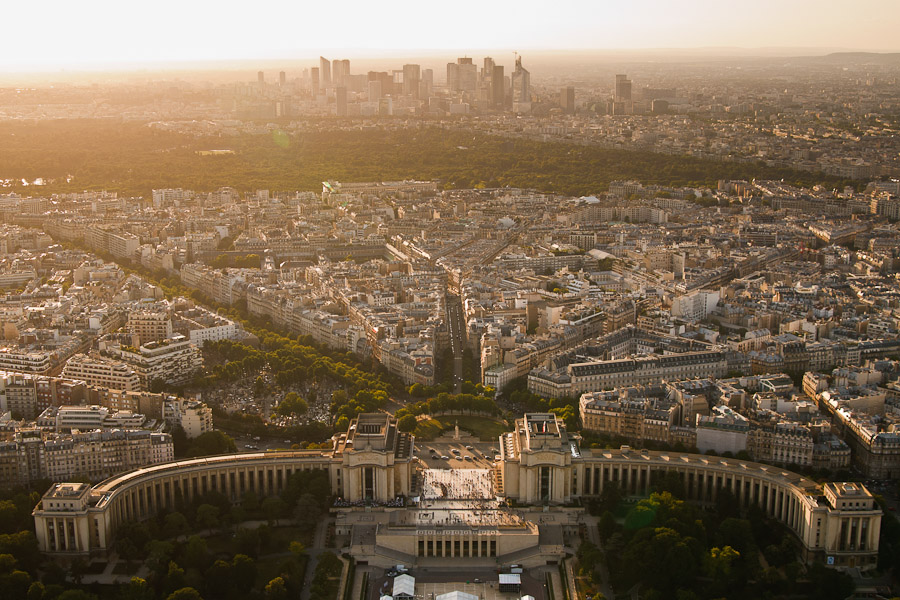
0, 120, 861, 199
170, 429, 237, 459
307, 551, 343, 600
0, 468, 331, 600
583, 475, 858, 600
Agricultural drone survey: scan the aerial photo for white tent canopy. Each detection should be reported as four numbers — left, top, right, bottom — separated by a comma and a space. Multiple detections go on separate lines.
392, 574, 415, 599
436, 592, 478, 600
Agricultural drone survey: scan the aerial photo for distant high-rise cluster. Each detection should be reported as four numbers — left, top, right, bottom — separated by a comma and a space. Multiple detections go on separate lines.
250, 52, 534, 117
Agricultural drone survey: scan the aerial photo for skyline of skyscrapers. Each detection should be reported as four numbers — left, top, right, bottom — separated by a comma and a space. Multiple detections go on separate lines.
247, 52, 584, 117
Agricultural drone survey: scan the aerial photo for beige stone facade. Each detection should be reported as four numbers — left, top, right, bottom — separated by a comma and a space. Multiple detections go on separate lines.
33, 412, 882, 571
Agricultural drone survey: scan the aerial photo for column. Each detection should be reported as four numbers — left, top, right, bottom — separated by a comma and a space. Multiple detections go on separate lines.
388, 468, 395, 499
839, 518, 846, 550
60, 518, 69, 551
769, 485, 776, 516
46, 520, 56, 552
70, 518, 79, 552
869, 516, 878, 551
555, 467, 565, 502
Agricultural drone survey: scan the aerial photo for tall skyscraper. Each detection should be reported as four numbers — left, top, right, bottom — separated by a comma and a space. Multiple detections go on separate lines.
482, 57, 495, 90
310, 67, 320, 96
333, 59, 350, 87
335, 87, 347, 116
448, 58, 476, 93
492, 65, 505, 107
422, 68, 433, 98
481, 58, 502, 106
615, 74, 632, 102
560, 86, 576, 114
257, 71, 265, 84
403, 64, 421, 98
511, 55, 531, 112
320, 56, 331, 88
447, 62, 459, 91
279, 71, 286, 86
368, 71, 393, 96
458, 58, 477, 93
614, 74, 633, 115
368, 80, 382, 101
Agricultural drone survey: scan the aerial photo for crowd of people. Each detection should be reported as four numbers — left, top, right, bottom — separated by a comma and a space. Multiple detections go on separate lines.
421, 468, 494, 500
413, 507, 522, 527
333, 495, 406, 508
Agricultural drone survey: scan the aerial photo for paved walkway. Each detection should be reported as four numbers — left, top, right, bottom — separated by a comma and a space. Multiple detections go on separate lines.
564, 558, 579, 600
351, 566, 378, 600
76, 518, 307, 587
300, 518, 332, 600
581, 515, 615, 600
548, 567, 565, 600
78, 551, 150, 585
335, 555, 351, 600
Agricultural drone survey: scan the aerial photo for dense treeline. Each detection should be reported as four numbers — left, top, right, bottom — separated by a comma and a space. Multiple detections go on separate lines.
589, 475, 856, 600
307, 551, 342, 600
0, 120, 859, 198
197, 339, 392, 439
397, 392, 500, 422
502, 377, 579, 429
94, 468, 329, 600
199, 339, 390, 400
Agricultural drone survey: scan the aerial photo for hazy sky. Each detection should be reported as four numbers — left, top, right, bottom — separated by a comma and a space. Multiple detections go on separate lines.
3, 0, 898, 69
